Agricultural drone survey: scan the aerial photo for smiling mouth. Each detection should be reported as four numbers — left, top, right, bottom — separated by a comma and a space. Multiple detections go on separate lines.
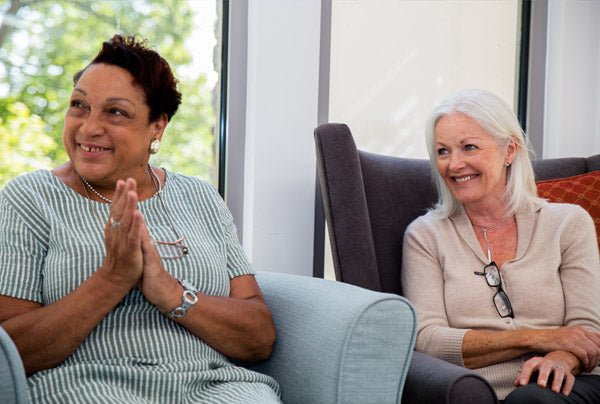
78, 143, 111, 152
454, 174, 478, 183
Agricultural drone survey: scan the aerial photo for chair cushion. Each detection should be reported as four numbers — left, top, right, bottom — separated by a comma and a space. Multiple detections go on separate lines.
536, 170, 600, 250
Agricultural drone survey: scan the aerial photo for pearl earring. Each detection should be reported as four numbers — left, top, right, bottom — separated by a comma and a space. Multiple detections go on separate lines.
150, 139, 161, 154
505, 162, 511, 167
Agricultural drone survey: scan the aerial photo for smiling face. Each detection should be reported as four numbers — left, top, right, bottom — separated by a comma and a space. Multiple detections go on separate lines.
63, 63, 166, 188
434, 113, 516, 211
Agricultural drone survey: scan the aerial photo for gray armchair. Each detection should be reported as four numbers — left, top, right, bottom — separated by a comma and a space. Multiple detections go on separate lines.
314, 122, 600, 404
0, 271, 417, 404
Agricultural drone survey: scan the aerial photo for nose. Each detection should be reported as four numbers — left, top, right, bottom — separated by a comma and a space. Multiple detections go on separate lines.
448, 151, 465, 171
79, 111, 105, 136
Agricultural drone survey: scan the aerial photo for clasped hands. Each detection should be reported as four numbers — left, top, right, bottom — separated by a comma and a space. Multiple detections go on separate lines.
100, 178, 180, 312
515, 326, 600, 396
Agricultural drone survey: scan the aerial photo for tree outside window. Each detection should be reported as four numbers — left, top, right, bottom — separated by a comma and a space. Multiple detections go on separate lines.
0, 0, 220, 188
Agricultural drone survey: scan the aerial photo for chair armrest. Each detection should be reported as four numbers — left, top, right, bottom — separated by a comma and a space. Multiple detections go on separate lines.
250, 271, 417, 404
0, 327, 29, 403
402, 351, 497, 404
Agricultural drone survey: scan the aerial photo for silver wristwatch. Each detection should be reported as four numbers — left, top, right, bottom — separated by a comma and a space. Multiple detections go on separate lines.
167, 278, 198, 319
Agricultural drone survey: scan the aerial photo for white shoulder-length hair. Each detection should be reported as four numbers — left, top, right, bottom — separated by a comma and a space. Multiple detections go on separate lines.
425, 89, 544, 218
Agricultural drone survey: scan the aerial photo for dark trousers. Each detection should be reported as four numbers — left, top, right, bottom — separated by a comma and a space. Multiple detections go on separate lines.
503, 375, 600, 404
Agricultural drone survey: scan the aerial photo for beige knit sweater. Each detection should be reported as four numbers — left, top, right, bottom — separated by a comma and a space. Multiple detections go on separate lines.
401, 202, 600, 399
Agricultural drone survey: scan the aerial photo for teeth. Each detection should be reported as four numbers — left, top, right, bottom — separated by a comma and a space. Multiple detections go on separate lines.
80, 144, 109, 152
455, 174, 477, 183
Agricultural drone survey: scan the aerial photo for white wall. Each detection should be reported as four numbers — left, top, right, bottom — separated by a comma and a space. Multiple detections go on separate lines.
240, 0, 322, 276
544, 0, 600, 158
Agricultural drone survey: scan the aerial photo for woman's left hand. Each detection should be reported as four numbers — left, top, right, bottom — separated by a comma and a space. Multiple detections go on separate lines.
136, 216, 180, 311
514, 350, 580, 396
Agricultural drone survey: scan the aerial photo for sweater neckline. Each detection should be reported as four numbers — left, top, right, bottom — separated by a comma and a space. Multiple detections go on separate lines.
451, 205, 539, 266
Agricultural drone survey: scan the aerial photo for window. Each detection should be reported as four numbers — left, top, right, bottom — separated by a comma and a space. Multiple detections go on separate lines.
0, 0, 223, 188
329, 0, 521, 159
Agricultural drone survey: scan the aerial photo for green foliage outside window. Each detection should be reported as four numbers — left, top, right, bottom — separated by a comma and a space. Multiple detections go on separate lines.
0, 0, 218, 189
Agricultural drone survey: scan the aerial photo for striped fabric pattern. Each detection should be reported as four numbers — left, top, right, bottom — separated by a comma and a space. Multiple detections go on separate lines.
0, 170, 280, 403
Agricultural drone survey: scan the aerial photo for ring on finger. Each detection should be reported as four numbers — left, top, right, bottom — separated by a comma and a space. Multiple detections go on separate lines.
110, 217, 121, 230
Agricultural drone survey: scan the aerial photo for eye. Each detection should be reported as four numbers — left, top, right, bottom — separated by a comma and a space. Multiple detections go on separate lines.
464, 144, 478, 151
108, 108, 127, 117
437, 147, 449, 156
67, 99, 87, 116
69, 99, 85, 109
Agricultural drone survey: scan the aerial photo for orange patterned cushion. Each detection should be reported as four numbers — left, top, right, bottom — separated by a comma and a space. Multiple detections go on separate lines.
536, 170, 600, 251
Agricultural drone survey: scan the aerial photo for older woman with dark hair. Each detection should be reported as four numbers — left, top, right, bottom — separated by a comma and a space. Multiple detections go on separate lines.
0, 35, 280, 403
402, 89, 600, 403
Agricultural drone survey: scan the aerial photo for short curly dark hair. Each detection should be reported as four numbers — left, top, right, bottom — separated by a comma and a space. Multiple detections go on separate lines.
74, 34, 182, 122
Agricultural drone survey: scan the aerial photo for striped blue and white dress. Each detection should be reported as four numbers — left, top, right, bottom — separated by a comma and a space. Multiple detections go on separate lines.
0, 170, 281, 403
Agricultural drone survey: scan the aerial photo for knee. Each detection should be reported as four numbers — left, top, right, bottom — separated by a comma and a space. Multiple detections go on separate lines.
504, 384, 563, 404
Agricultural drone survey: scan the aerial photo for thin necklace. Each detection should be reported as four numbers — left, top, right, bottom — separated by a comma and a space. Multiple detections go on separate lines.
479, 227, 494, 264
80, 176, 112, 203
80, 165, 160, 203
470, 216, 513, 263
470, 215, 512, 233
147, 165, 163, 195
79, 176, 108, 228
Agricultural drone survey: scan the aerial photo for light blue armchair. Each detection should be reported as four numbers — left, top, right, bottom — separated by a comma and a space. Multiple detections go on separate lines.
0, 272, 417, 404
0, 326, 28, 403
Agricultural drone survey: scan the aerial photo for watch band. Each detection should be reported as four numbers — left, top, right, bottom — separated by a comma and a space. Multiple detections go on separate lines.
167, 278, 198, 319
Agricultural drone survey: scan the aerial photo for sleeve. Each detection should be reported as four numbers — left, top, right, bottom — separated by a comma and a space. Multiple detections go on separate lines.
558, 205, 600, 332
210, 187, 254, 279
401, 218, 467, 366
0, 181, 48, 303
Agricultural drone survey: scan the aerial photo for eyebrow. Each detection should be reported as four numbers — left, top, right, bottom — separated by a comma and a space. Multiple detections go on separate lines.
459, 137, 482, 143
72, 88, 136, 107
435, 136, 482, 147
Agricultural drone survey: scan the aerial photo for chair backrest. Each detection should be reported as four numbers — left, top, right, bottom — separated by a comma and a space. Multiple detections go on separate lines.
315, 122, 600, 295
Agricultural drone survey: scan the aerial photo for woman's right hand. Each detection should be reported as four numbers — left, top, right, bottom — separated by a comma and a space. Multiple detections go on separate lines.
532, 326, 600, 372
515, 350, 579, 396
99, 178, 144, 288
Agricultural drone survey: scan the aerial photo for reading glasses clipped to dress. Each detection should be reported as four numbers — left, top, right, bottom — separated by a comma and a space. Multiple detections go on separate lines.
475, 262, 514, 318
154, 237, 189, 259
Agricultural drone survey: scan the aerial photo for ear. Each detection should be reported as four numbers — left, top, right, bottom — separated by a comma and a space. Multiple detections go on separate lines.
505, 137, 518, 165
150, 114, 169, 142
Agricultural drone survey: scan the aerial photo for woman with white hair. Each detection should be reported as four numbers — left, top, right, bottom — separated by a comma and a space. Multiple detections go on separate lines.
401, 89, 600, 403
